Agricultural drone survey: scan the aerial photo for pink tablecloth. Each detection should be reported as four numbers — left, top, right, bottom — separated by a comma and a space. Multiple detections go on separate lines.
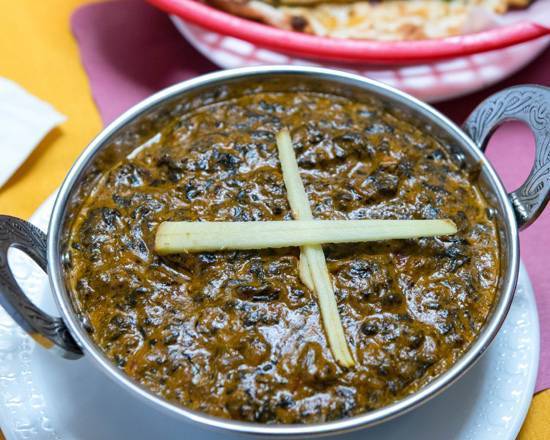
72, 0, 550, 392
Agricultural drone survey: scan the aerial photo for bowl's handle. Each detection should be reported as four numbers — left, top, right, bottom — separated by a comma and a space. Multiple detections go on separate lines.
463, 85, 550, 230
0, 215, 83, 358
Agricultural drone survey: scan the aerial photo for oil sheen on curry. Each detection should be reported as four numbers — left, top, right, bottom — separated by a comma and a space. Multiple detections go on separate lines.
67, 91, 499, 424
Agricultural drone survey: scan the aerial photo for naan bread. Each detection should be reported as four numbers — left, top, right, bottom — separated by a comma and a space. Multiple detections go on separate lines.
207, 0, 531, 40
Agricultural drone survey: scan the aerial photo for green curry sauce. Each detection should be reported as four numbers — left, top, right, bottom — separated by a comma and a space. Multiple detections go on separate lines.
66, 91, 499, 423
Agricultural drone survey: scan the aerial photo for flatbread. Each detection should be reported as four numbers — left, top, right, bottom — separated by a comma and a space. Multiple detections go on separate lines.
207, 0, 531, 40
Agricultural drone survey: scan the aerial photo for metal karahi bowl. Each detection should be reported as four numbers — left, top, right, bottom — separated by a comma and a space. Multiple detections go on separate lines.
0, 67, 548, 437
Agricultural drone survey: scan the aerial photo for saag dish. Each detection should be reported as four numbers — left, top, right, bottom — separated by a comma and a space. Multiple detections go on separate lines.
66, 90, 499, 423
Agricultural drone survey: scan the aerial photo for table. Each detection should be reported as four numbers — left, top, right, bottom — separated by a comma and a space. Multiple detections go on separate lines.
0, 0, 548, 438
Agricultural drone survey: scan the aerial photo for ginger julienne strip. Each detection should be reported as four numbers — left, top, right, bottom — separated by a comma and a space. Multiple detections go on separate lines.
155, 219, 457, 254
298, 254, 315, 291
276, 128, 355, 368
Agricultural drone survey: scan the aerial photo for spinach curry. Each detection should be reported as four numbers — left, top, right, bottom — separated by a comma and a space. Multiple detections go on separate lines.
66, 91, 499, 423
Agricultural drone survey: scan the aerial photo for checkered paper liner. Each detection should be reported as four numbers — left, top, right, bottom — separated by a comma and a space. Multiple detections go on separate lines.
173, 18, 549, 102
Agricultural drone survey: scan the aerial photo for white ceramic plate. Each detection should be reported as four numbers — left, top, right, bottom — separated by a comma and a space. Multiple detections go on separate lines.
0, 193, 539, 440
172, 17, 550, 103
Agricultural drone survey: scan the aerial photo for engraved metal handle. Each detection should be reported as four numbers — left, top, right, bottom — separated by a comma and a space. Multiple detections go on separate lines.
0, 215, 82, 358
463, 85, 550, 230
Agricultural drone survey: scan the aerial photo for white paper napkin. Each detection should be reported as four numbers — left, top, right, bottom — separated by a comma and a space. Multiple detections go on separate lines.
0, 78, 66, 188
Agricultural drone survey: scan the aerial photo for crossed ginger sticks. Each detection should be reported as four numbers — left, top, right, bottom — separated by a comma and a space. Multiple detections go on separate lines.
155, 129, 457, 367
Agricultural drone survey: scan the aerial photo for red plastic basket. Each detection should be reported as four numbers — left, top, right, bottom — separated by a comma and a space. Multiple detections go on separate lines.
149, 0, 549, 63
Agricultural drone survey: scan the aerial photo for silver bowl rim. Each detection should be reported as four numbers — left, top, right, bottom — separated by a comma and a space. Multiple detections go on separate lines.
46, 66, 519, 436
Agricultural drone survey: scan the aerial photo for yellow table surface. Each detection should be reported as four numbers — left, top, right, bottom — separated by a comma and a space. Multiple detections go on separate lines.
0, 0, 548, 438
